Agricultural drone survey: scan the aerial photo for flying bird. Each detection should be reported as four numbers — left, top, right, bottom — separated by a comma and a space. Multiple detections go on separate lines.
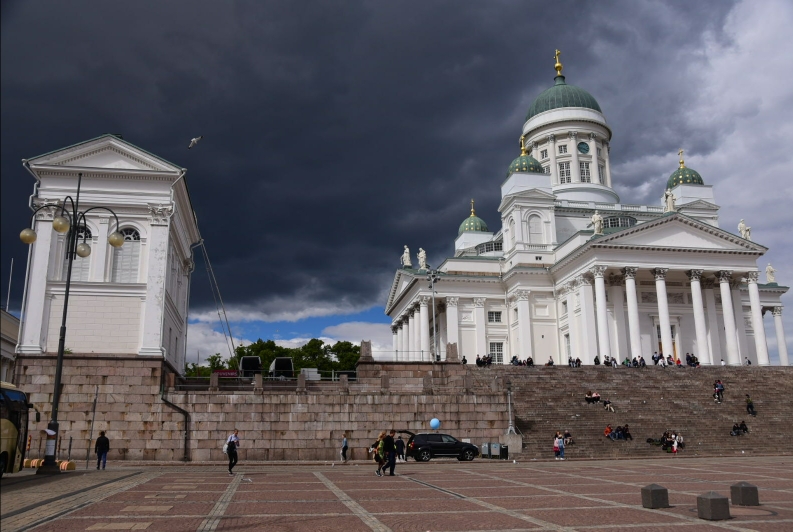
188, 136, 203, 149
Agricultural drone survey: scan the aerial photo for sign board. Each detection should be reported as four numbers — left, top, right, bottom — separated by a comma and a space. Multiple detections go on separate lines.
213, 370, 239, 378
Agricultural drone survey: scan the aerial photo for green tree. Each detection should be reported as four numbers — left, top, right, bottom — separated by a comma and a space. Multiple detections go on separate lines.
328, 341, 360, 371
206, 353, 226, 371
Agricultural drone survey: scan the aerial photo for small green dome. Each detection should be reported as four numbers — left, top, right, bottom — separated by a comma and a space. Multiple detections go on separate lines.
458, 200, 488, 235
526, 75, 602, 121
666, 164, 704, 189
507, 153, 544, 176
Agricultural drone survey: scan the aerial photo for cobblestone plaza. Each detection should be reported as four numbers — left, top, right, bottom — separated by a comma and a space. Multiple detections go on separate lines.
2, 456, 792, 531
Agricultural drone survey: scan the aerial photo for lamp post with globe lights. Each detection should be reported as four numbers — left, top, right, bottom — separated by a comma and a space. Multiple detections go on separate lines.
20, 172, 125, 474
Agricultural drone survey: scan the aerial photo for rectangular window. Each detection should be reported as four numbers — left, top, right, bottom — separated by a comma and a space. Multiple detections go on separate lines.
580, 162, 591, 183
562, 300, 568, 315
489, 342, 504, 364
540, 149, 548, 159
543, 165, 550, 174
597, 147, 602, 157
559, 162, 571, 183
598, 165, 605, 184
488, 311, 502, 323
558, 144, 568, 154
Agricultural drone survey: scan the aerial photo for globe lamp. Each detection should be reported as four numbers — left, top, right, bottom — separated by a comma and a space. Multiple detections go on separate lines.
75, 243, 92, 258
20, 228, 37, 244
52, 216, 71, 233
108, 231, 125, 248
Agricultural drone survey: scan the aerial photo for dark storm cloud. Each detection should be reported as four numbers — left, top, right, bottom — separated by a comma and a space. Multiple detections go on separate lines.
1, 0, 737, 319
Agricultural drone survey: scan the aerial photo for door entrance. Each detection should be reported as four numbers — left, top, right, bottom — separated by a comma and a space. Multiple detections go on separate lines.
656, 324, 678, 362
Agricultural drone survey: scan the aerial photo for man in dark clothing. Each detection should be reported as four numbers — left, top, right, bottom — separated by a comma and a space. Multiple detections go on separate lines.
395, 436, 405, 461
95, 431, 110, 470
384, 430, 397, 475
746, 395, 757, 416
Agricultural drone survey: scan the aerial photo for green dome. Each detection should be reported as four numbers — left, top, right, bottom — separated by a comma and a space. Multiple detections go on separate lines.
507, 153, 544, 176
666, 165, 704, 189
526, 76, 602, 121
459, 215, 488, 235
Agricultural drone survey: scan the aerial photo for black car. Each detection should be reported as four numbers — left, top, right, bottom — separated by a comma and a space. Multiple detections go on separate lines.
401, 431, 479, 462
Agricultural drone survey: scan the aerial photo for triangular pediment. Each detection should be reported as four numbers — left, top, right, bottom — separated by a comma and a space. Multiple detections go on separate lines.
28, 135, 180, 173
386, 269, 419, 312
678, 199, 719, 210
593, 214, 766, 252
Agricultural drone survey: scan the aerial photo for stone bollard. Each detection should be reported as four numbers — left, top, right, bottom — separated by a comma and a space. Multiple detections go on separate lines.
296, 372, 307, 393
731, 482, 760, 506
254, 373, 263, 391
209, 372, 219, 391
697, 491, 730, 520
339, 374, 349, 393
446, 342, 459, 363
380, 374, 390, 394
423, 374, 433, 394
641, 484, 670, 509
464, 374, 473, 394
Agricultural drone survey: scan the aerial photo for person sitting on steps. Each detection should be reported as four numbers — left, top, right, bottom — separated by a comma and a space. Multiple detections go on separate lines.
730, 423, 742, 436
623, 424, 633, 441
603, 398, 614, 412
604, 424, 613, 440
564, 430, 574, 446
740, 420, 749, 434
585, 391, 601, 404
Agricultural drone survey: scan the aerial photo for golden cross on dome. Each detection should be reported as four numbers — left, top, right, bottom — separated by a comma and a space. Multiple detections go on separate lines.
470, 198, 476, 216
519, 135, 527, 155
554, 49, 563, 76
678, 148, 685, 168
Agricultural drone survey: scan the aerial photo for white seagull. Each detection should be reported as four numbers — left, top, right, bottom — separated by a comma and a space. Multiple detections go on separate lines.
188, 136, 203, 149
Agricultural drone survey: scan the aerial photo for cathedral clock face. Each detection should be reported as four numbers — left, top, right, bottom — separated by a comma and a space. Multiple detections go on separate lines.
577, 142, 590, 154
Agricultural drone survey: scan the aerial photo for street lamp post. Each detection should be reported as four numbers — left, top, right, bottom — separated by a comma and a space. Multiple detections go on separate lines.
20, 172, 125, 474
426, 270, 440, 361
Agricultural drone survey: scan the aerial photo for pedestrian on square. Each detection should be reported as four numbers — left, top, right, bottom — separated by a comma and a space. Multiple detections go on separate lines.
553, 432, 563, 460
384, 429, 397, 476
226, 428, 240, 476
95, 431, 110, 470
340, 432, 348, 463
396, 435, 405, 462
373, 431, 386, 476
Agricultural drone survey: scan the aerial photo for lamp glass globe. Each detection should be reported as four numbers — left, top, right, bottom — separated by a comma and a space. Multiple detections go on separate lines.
108, 231, 125, 248
52, 216, 71, 233
20, 228, 37, 244
76, 243, 92, 258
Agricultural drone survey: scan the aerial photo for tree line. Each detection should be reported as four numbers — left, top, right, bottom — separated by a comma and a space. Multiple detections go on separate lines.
184, 338, 360, 377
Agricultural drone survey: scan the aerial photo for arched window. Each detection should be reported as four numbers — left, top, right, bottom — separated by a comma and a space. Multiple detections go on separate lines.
111, 228, 141, 283
528, 215, 543, 244
509, 219, 516, 249
62, 226, 92, 281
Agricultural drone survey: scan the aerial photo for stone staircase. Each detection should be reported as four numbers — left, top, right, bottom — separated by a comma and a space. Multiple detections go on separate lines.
466, 365, 793, 459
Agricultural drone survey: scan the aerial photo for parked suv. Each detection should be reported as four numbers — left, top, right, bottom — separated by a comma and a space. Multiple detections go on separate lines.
401, 431, 479, 462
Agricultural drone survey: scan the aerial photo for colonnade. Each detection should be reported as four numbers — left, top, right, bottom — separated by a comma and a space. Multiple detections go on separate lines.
561, 266, 787, 366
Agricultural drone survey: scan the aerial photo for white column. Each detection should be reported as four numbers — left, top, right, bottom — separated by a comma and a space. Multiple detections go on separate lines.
746, 271, 770, 365
732, 280, 750, 362
653, 268, 674, 361
419, 296, 430, 361
564, 284, 578, 364
474, 298, 488, 361
407, 309, 416, 361
687, 269, 711, 365
591, 266, 612, 361
623, 267, 642, 359
610, 276, 628, 361
445, 297, 459, 355
773, 307, 789, 366
18, 212, 55, 354
413, 306, 421, 359
516, 290, 533, 361
589, 134, 599, 184
718, 270, 740, 365
548, 134, 557, 184
139, 220, 169, 356
703, 278, 722, 362
569, 132, 581, 182
395, 323, 403, 360
531, 141, 538, 160
391, 326, 398, 361
577, 275, 598, 365
604, 141, 613, 187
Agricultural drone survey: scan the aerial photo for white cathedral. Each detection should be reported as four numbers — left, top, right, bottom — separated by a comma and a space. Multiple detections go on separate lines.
385, 53, 789, 367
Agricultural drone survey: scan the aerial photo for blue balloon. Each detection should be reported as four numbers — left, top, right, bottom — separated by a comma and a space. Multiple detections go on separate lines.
430, 418, 440, 430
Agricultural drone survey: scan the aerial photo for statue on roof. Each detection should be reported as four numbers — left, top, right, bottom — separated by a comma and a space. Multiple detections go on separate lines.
738, 219, 752, 240
766, 263, 776, 284
591, 210, 604, 235
401, 245, 412, 268
417, 248, 428, 271
663, 189, 676, 213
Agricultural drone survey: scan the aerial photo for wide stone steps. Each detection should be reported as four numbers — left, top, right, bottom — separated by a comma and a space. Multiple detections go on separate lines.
464, 365, 792, 459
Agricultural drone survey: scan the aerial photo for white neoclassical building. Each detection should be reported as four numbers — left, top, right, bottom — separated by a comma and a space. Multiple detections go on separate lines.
385, 54, 789, 366
16, 134, 200, 373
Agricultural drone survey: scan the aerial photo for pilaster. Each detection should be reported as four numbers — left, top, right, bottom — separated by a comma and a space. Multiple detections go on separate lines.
474, 298, 488, 362
516, 290, 533, 361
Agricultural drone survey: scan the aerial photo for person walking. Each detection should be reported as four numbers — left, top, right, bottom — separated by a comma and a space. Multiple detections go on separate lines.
374, 431, 386, 476
396, 435, 405, 462
95, 431, 110, 470
746, 395, 757, 416
384, 430, 397, 476
340, 432, 349, 463
226, 429, 240, 476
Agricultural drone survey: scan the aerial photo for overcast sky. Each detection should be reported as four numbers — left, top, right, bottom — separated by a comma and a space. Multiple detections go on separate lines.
2, 0, 791, 362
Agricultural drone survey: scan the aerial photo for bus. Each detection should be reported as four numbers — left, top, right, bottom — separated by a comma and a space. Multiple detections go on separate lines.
0, 381, 38, 478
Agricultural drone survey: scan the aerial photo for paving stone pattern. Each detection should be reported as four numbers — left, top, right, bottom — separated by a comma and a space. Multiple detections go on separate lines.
1, 456, 792, 531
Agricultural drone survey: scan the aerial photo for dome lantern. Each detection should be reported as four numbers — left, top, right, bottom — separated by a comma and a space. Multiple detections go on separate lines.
666, 148, 704, 189
525, 50, 602, 121
458, 199, 489, 235
506, 136, 545, 176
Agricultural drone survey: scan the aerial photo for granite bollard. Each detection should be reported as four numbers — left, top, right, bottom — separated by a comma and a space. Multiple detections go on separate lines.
697, 491, 730, 520
731, 482, 760, 506
641, 484, 670, 509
